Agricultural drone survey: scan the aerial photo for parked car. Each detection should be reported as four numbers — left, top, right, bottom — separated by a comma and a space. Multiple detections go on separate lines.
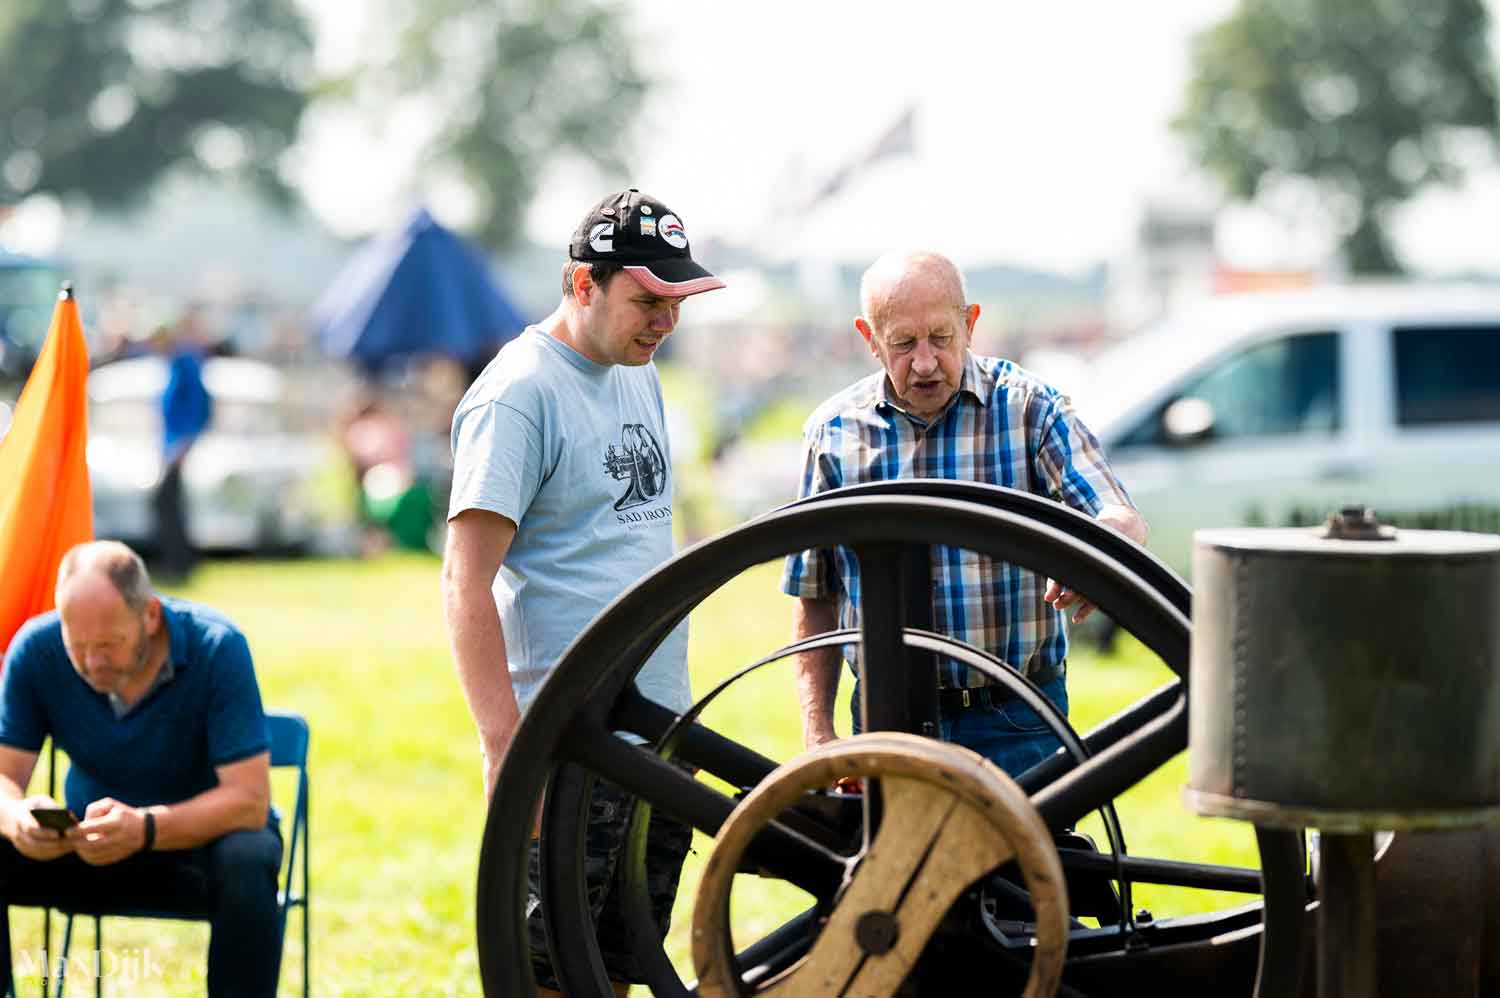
88, 355, 326, 553
1077, 283, 1500, 579
0, 251, 63, 387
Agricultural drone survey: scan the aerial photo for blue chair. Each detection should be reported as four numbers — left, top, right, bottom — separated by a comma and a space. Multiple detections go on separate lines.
49, 711, 311, 997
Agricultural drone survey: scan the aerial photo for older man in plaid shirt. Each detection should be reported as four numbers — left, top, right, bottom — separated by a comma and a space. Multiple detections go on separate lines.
782, 249, 1147, 777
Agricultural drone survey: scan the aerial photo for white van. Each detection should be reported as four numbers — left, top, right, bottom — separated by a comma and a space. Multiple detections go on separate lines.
1076, 284, 1500, 577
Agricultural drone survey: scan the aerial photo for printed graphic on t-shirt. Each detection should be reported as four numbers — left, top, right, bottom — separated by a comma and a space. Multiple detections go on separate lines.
603, 424, 668, 511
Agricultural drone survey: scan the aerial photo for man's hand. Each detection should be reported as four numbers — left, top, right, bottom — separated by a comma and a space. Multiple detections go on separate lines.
1098, 503, 1148, 546
527, 794, 543, 841
832, 775, 863, 795
74, 798, 148, 866
1044, 579, 1096, 624
480, 735, 545, 839
9, 796, 76, 861
479, 731, 529, 805
1046, 503, 1148, 623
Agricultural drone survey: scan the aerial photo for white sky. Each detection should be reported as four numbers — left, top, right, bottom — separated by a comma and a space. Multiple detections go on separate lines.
537, 2, 1237, 272
272, 1, 1500, 275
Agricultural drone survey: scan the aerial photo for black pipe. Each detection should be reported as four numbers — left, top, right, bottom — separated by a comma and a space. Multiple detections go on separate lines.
1034, 695, 1188, 831
611, 687, 778, 790
1055, 849, 1264, 894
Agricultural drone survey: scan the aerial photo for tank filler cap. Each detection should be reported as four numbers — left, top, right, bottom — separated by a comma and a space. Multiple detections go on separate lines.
1320, 504, 1397, 542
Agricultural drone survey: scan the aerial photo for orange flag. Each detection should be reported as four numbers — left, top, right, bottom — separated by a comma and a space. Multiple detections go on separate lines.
0, 285, 93, 653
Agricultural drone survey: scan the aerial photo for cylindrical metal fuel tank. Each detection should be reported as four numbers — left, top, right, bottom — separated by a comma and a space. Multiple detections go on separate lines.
1185, 511, 1500, 831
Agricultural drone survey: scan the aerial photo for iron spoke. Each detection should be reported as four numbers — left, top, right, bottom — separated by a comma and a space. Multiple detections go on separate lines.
563, 720, 847, 897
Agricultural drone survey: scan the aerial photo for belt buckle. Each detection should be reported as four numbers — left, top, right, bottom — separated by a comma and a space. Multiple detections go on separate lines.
960, 689, 971, 708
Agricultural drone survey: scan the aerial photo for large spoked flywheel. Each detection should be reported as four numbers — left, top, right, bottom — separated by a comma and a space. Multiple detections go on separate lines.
476, 482, 1291, 996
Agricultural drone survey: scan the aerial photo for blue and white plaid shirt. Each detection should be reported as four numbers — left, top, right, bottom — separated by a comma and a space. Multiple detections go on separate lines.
781, 352, 1134, 689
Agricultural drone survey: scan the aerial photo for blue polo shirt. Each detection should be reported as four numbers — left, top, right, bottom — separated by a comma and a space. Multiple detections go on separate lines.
0, 597, 269, 815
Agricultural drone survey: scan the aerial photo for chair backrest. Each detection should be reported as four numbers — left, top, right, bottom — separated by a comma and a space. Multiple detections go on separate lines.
265, 711, 310, 915
268, 711, 310, 770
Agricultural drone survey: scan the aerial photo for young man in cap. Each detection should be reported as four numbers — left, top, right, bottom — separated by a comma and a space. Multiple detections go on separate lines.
442, 189, 723, 995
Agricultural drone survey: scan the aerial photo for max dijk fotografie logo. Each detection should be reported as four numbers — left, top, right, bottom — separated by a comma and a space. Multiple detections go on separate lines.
14, 946, 165, 985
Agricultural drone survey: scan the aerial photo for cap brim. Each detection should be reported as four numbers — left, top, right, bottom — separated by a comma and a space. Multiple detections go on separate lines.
624, 259, 725, 297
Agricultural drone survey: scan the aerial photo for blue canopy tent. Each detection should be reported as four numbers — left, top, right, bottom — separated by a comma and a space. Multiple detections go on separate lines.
314, 207, 527, 376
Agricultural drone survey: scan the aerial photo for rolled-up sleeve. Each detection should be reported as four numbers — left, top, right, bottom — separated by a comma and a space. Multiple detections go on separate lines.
1031, 392, 1133, 516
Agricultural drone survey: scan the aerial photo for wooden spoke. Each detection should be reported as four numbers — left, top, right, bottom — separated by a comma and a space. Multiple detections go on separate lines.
781, 776, 1017, 995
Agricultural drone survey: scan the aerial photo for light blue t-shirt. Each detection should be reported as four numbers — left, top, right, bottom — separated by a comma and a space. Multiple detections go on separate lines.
448, 326, 690, 718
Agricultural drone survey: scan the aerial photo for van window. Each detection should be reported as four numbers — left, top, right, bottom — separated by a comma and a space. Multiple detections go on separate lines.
1118, 331, 1340, 447
1393, 325, 1500, 426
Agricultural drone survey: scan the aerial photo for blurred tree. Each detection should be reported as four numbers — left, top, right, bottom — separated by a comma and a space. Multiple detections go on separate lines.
339, 0, 648, 249
1175, 0, 1500, 275
0, 0, 312, 210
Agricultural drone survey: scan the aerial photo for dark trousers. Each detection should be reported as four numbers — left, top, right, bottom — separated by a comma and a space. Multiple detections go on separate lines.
151, 460, 197, 578
0, 826, 283, 998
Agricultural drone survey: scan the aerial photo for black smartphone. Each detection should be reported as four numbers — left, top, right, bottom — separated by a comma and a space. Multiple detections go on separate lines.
30, 806, 77, 833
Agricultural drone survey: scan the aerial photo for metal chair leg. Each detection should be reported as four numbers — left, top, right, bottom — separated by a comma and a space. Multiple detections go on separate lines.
303, 827, 310, 998
52, 916, 70, 997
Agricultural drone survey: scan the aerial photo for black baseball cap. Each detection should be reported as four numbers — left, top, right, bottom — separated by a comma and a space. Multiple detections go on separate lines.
568, 189, 725, 297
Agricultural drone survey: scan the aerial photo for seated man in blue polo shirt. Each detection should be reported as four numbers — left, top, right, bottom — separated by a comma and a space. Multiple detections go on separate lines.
0, 541, 281, 998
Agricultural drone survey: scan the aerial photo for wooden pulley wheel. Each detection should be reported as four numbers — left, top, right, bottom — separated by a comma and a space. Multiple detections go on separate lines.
693, 733, 1069, 997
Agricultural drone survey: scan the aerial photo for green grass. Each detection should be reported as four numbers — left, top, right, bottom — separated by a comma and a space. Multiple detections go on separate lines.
8, 553, 1256, 995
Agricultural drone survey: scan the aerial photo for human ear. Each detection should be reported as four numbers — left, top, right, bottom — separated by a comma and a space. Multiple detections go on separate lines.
142, 598, 163, 636
963, 303, 981, 338
572, 265, 595, 304
854, 317, 876, 352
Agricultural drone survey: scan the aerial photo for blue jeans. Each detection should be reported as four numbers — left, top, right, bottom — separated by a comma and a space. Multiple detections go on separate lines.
850, 673, 1069, 779
0, 824, 284, 997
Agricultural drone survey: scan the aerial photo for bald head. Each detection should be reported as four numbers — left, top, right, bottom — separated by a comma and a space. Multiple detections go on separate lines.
859, 250, 969, 329
853, 249, 980, 423
53, 542, 164, 697
55, 540, 153, 613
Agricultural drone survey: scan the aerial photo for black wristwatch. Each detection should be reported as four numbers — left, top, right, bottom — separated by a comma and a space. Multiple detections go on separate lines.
141, 810, 156, 853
